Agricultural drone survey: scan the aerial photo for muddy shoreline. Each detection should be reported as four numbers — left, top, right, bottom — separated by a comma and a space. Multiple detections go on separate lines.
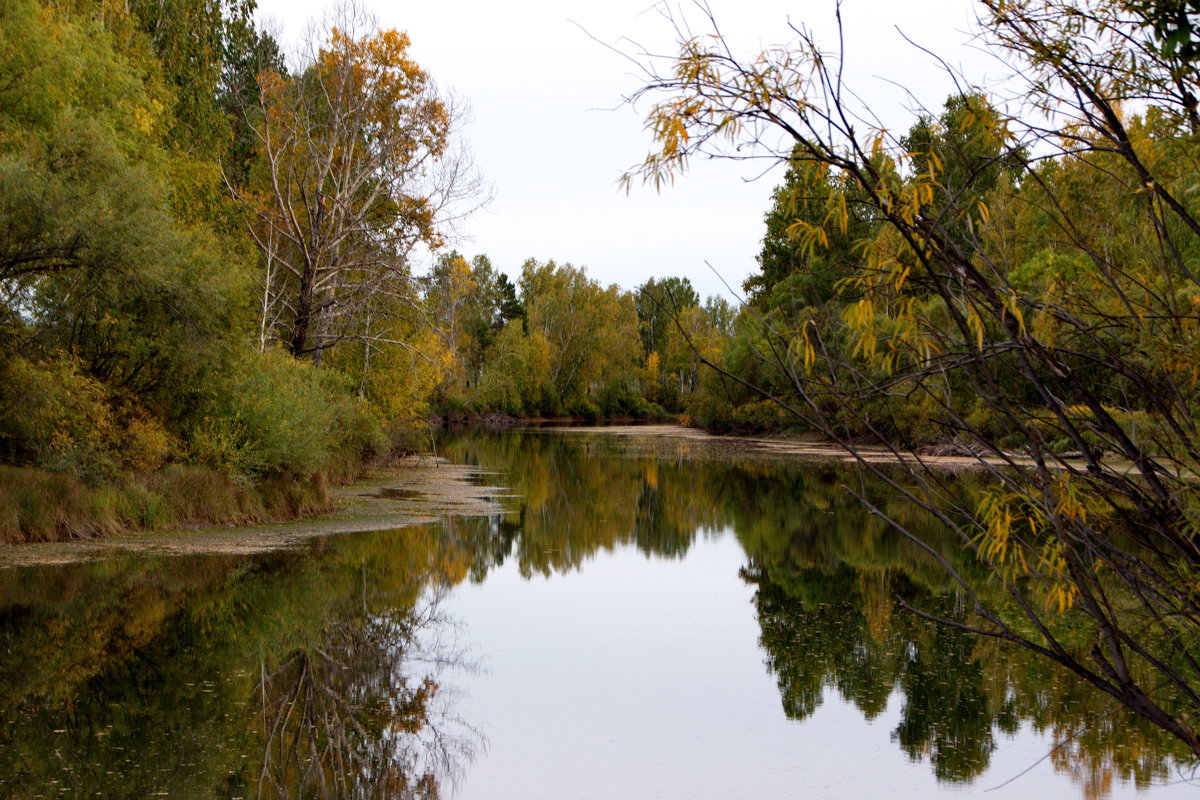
0, 424, 1099, 567
542, 424, 1045, 469
0, 456, 509, 567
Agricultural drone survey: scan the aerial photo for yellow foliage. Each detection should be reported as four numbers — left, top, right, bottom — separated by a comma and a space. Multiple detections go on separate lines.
974, 482, 1094, 614
366, 331, 454, 425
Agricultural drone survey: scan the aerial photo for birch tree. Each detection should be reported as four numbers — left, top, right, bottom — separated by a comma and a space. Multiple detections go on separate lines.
239, 2, 477, 361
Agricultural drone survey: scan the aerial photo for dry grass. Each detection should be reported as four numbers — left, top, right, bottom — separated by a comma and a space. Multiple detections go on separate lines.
0, 464, 336, 544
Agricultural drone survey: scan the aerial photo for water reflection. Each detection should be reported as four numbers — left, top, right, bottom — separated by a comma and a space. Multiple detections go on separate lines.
252, 590, 476, 799
442, 430, 1196, 797
0, 529, 479, 799
0, 429, 1194, 799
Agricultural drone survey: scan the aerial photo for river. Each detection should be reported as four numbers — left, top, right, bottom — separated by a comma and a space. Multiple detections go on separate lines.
0, 427, 1195, 799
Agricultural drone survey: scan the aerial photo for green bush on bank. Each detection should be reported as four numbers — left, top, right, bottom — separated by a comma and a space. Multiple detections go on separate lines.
0, 354, 177, 485
189, 348, 385, 484
0, 347, 388, 544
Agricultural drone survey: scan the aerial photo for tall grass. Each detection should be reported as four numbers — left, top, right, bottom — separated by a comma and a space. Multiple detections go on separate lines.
0, 464, 337, 545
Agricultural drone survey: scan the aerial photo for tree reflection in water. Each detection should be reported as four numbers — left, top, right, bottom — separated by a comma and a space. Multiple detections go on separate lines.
0, 530, 480, 799
742, 559, 1196, 798
253, 587, 477, 800
443, 429, 1198, 798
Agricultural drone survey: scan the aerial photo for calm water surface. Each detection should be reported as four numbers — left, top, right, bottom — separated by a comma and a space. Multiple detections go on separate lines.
0, 429, 1195, 799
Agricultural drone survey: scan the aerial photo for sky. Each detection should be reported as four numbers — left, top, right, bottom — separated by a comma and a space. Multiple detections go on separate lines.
254, 0, 1005, 301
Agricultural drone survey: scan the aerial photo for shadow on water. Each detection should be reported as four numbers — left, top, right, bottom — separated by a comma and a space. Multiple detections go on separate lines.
0, 428, 1194, 798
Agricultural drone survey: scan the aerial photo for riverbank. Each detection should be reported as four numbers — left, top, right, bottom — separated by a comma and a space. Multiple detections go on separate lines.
544, 424, 1150, 475
0, 464, 338, 546
0, 423, 1131, 560
0, 456, 507, 566
542, 424, 1033, 468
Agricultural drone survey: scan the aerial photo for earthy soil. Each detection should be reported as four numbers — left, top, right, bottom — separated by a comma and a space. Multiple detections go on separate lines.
543, 424, 1040, 469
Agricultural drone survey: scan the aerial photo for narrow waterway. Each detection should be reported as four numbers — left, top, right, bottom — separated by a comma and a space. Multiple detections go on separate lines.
0, 428, 1194, 799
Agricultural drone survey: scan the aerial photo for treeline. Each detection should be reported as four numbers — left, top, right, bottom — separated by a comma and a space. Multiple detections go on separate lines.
420, 255, 732, 420
0, 0, 742, 542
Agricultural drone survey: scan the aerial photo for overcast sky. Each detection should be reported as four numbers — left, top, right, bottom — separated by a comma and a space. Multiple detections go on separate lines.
255, 0, 1003, 301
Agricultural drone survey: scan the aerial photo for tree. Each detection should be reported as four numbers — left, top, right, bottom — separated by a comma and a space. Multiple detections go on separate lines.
237, 3, 478, 362
751, 154, 876, 311
218, 4, 285, 185
626, 0, 1200, 755
900, 93, 1024, 256
0, 0, 249, 430
635, 276, 699, 358
125, 0, 256, 159
520, 259, 643, 412
458, 254, 523, 391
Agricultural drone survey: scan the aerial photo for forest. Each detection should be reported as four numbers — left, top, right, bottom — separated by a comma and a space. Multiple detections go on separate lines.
4, 0, 1200, 775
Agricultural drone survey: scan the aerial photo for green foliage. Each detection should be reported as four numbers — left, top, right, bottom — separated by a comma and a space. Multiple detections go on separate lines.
0, 0, 384, 537
1128, 0, 1200, 60
901, 93, 1025, 252
635, 276, 699, 357
472, 320, 555, 415
191, 349, 384, 482
0, 353, 179, 483
749, 155, 876, 309
126, 0, 251, 158
440, 257, 659, 420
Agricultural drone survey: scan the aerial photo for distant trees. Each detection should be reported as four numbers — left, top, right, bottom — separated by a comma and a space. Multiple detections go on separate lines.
433, 257, 647, 417
411, 252, 741, 420
635, 276, 699, 357
633, 277, 734, 412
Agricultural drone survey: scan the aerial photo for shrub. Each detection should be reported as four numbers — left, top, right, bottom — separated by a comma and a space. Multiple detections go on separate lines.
565, 397, 600, 420
0, 354, 120, 484
191, 349, 382, 482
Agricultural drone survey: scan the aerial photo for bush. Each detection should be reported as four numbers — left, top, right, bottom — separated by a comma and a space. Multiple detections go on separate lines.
0, 354, 121, 483
191, 348, 384, 482
0, 460, 339, 544
593, 384, 672, 420
565, 397, 600, 420
732, 398, 792, 432
0, 354, 181, 482
324, 401, 388, 481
